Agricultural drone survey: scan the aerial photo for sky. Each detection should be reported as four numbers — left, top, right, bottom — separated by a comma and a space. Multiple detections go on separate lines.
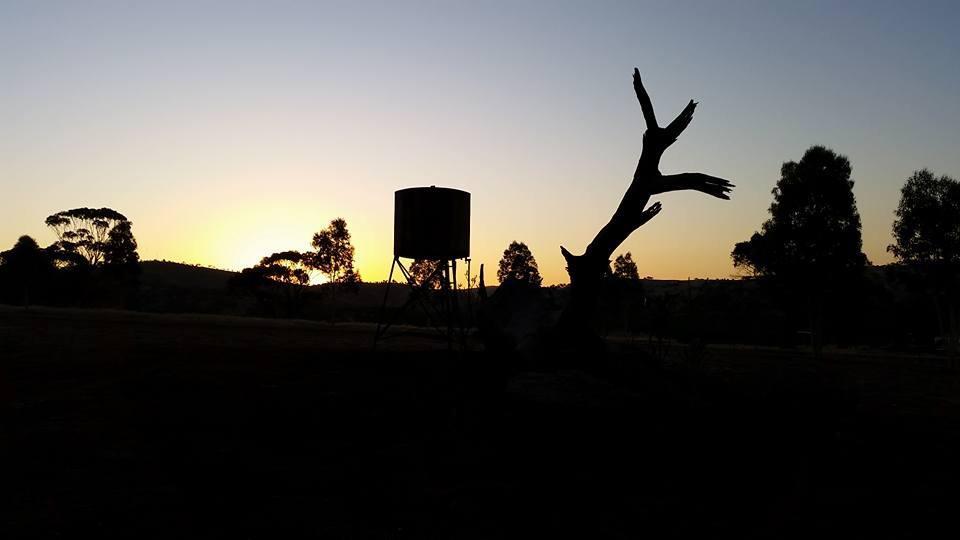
2, 0, 959, 284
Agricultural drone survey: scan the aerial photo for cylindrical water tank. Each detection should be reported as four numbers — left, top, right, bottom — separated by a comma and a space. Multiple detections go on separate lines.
394, 186, 470, 259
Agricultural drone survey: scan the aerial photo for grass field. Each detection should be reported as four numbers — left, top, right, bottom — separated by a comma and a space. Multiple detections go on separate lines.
2, 305, 959, 538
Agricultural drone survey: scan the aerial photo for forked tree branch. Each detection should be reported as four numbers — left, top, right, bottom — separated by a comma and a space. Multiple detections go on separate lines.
564, 68, 733, 265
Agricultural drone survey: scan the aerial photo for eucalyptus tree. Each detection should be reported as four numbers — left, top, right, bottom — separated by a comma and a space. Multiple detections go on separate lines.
240, 250, 312, 317
308, 218, 361, 322
888, 169, 960, 354
45, 207, 133, 266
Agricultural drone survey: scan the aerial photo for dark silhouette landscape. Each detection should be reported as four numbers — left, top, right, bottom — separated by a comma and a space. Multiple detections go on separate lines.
4, 300, 960, 537
3, 4, 960, 533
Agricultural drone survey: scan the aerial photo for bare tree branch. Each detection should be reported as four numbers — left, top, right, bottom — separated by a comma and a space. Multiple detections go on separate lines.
633, 68, 658, 130
664, 100, 697, 141
655, 173, 733, 200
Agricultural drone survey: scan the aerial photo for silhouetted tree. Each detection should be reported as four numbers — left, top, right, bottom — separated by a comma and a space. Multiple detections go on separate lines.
37, 241, 91, 306
259, 251, 310, 287
45, 208, 130, 266
497, 241, 542, 287
232, 251, 310, 317
888, 169, 960, 354
308, 218, 361, 322
0, 236, 53, 307
100, 220, 142, 307
607, 252, 644, 336
732, 145, 867, 353
612, 252, 640, 280
45, 242, 88, 269
889, 169, 960, 264
228, 265, 277, 314
409, 259, 444, 289
103, 221, 141, 271
555, 69, 732, 352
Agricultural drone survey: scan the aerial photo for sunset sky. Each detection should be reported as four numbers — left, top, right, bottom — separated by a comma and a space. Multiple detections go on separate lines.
2, 1, 959, 284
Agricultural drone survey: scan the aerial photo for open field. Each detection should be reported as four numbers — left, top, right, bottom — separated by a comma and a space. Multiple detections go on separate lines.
2, 305, 960, 538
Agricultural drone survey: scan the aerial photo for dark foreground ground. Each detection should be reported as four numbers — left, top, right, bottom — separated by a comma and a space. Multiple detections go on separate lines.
2, 305, 959, 538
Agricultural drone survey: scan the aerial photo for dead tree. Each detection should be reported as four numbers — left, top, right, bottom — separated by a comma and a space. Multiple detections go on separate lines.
557, 69, 733, 348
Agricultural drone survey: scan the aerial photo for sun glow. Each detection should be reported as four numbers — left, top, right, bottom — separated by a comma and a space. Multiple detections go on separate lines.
176, 208, 320, 272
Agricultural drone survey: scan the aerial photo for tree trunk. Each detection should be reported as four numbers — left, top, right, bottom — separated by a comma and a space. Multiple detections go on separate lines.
933, 294, 946, 349
931, 292, 958, 362
808, 291, 824, 358
330, 282, 338, 325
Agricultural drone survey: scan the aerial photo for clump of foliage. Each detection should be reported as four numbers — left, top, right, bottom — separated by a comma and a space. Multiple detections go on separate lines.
732, 146, 866, 279
408, 259, 444, 289
104, 221, 141, 272
229, 251, 311, 317
612, 252, 640, 280
497, 241, 542, 287
0, 236, 54, 307
308, 218, 360, 286
45, 208, 136, 267
889, 169, 960, 265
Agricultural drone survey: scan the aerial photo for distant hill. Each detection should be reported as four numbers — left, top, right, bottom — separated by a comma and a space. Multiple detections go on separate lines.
140, 260, 237, 290
138, 259, 753, 298
137, 260, 488, 321
138, 261, 241, 315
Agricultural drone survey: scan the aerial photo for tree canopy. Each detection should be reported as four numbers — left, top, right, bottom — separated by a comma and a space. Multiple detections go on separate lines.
229, 251, 311, 317
0, 235, 54, 306
1, 235, 52, 274
45, 207, 134, 266
889, 169, 960, 266
497, 241, 542, 287
258, 251, 311, 286
612, 252, 640, 280
732, 146, 867, 281
309, 218, 360, 285
408, 259, 444, 289
104, 220, 141, 271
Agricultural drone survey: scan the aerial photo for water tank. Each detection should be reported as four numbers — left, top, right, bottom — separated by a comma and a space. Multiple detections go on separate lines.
394, 186, 470, 259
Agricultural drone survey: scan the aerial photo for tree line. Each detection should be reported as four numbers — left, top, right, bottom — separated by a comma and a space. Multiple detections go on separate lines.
227, 218, 362, 320
0, 208, 141, 308
732, 145, 960, 356
408, 241, 639, 290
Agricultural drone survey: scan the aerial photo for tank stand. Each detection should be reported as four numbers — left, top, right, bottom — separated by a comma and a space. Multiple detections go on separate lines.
373, 257, 466, 350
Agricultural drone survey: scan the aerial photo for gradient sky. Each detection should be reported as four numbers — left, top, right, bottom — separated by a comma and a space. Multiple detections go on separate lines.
2, 0, 959, 284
